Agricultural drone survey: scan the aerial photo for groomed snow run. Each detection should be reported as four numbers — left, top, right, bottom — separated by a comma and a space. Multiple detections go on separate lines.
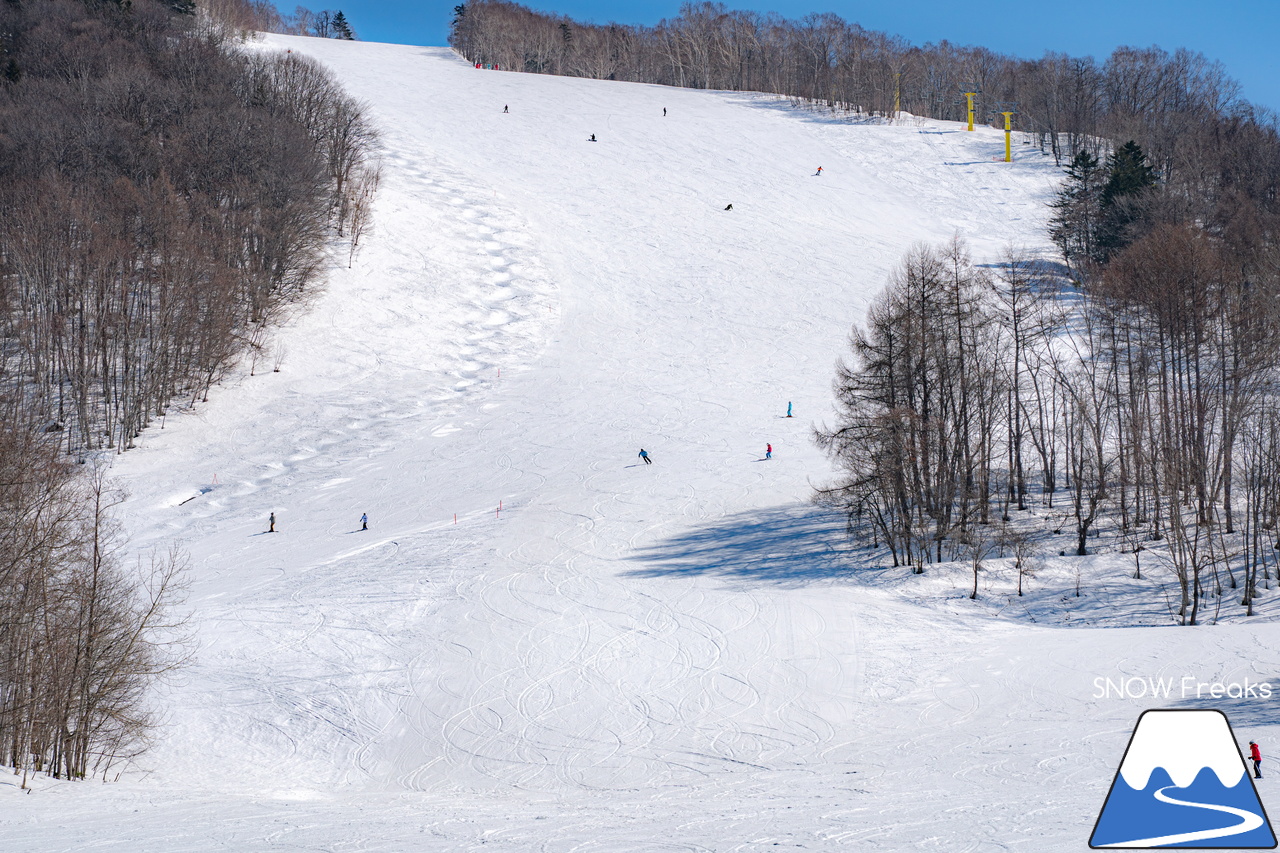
5, 36, 1279, 852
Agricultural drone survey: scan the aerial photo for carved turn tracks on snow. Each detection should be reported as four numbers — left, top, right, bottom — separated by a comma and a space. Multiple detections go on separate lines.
9, 36, 1280, 853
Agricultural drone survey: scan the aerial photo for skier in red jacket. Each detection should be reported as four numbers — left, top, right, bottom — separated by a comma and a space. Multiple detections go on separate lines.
1251, 741, 1263, 778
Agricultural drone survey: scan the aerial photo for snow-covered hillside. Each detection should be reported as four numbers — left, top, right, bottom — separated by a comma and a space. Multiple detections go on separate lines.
5, 35, 1279, 851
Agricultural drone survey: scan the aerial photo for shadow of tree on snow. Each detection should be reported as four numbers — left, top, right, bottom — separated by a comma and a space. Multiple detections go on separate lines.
624, 503, 859, 587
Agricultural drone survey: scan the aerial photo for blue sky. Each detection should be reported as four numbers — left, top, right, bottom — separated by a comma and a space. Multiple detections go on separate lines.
325, 1, 1279, 113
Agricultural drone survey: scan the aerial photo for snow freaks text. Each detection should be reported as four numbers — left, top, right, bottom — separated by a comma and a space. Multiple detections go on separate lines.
1093, 676, 1274, 701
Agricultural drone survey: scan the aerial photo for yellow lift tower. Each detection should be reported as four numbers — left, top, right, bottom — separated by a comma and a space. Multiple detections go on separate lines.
1001, 106, 1017, 162
991, 102, 1018, 162
960, 84, 979, 131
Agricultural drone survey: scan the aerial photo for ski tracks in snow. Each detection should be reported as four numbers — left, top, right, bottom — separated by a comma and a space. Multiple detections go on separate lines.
50, 39, 1147, 852
112, 110, 561, 795
360, 133, 557, 409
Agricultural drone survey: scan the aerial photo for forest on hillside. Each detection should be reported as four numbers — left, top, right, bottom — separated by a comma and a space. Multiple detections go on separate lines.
448, 0, 1277, 173
0, 0, 377, 780
204, 0, 359, 40
452, 0, 1280, 625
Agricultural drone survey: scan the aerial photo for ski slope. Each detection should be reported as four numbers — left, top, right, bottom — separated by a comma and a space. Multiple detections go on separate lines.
5, 35, 1280, 851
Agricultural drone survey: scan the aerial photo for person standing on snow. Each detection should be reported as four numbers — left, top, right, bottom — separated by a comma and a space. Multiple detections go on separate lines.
361, 513, 368, 531
503, 105, 508, 113
815, 166, 823, 176
1251, 741, 1263, 778
269, 512, 276, 533
766, 443, 772, 459
787, 401, 793, 417
663, 107, 667, 116
639, 448, 651, 465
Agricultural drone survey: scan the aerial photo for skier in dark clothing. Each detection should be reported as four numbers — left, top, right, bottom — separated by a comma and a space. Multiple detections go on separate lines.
589, 133, 596, 142
639, 448, 651, 464
663, 107, 667, 116
1252, 741, 1263, 778
269, 512, 276, 533
724, 203, 733, 210
361, 513, 368, 531
503, 105, 508, 113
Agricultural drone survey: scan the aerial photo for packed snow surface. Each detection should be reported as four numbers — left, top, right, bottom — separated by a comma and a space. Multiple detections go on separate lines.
5, 35, 1279, 852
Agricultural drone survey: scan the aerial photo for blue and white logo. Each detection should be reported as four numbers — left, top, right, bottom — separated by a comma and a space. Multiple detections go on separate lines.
1091, 709, 1276, 848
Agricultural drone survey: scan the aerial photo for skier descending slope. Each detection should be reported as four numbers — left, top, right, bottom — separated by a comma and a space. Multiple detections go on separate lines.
638, 448, 651, 465
1252, 741, 1263, 778
766, 443, 772, 459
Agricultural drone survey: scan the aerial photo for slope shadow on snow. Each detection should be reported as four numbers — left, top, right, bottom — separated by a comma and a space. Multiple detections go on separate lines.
723, 92, 891, 126
624, 503, 859, 586
974, 258, 1075, 282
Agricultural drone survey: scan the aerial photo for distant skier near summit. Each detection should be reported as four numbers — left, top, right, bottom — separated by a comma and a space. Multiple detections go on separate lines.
1252, 740, 1263, 778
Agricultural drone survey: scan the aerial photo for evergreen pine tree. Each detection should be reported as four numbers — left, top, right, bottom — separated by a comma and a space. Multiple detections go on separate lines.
332, 10, 356, 40
1100, 141, 1157, 208
1096, 140, 1157, 260
1049, 149, 1103, 267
